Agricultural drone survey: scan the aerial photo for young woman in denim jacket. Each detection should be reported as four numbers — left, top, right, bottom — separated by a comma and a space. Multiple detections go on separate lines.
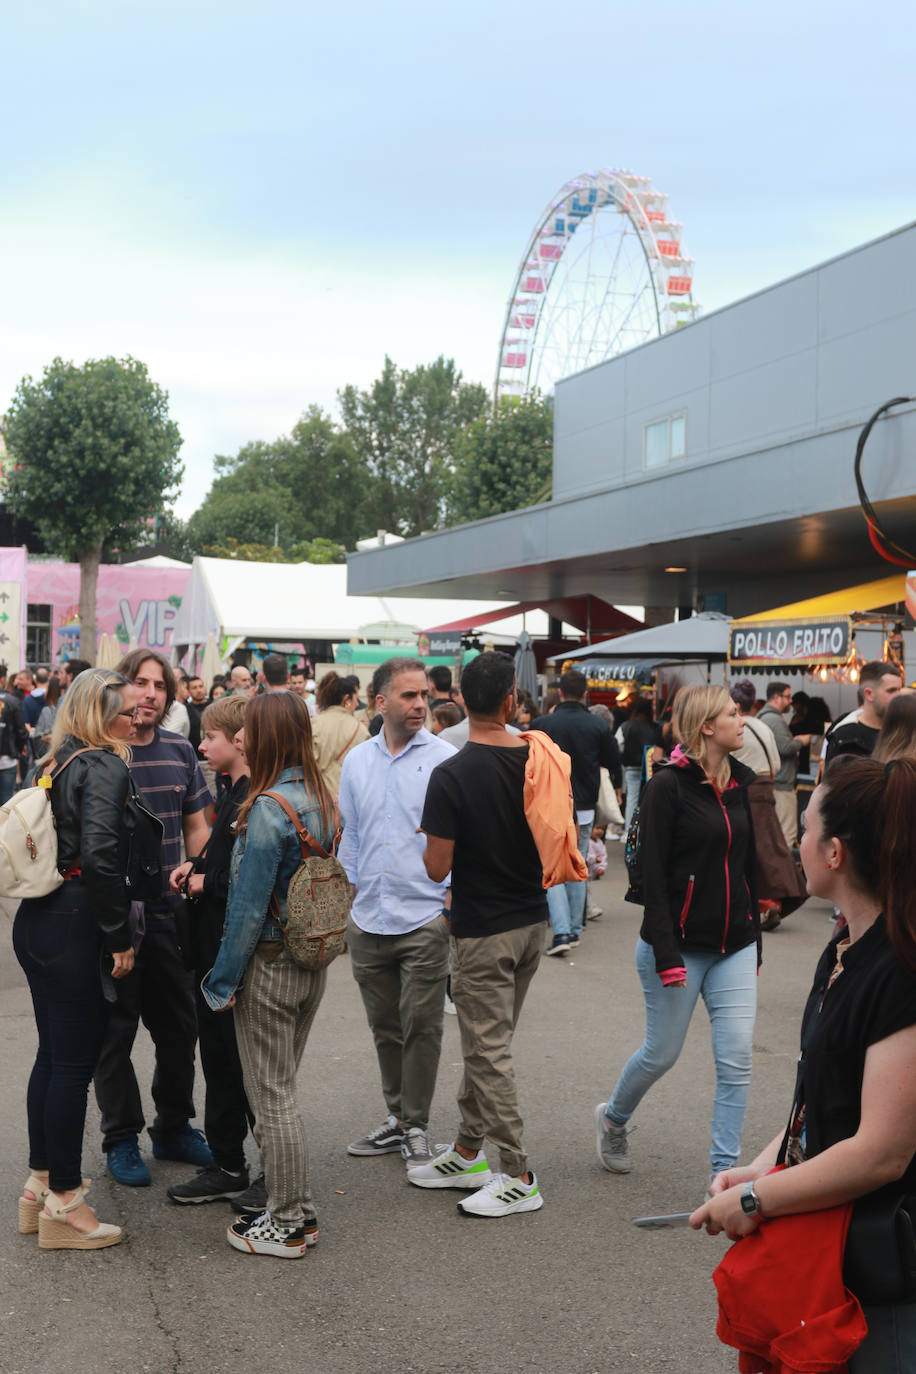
203, 690, 335, 1259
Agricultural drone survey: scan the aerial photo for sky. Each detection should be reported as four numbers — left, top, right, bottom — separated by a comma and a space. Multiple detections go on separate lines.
2, 0, 914, 520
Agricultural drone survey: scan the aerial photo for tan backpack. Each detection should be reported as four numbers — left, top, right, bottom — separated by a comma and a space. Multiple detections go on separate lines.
263, 791, 350, 970
0, 748, 101, 900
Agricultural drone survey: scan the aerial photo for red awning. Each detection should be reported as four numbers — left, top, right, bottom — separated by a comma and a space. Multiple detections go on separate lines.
423, 596, 642, 637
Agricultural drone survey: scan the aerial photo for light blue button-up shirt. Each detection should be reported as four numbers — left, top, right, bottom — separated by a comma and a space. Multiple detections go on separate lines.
338, 726, 456, 935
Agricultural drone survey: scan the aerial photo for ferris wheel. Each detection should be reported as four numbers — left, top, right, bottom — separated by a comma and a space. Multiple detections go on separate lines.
495, 168, 700, 401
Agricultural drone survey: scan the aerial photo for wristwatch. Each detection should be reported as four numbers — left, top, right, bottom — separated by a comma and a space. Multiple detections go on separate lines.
739, 1181, 763, 1216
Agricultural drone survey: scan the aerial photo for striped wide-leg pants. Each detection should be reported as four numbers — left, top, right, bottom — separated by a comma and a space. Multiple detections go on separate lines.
233, 943, 327, 1227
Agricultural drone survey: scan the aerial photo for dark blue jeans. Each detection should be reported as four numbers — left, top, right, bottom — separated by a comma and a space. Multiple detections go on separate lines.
13, 886, 110, 1192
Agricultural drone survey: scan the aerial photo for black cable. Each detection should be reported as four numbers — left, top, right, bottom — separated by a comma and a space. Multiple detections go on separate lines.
854, 396, 916, 565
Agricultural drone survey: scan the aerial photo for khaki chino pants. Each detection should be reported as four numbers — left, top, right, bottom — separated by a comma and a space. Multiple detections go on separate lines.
451, 921, 547, 1178
773, 787, 798, 849
347, 914, 449, 1131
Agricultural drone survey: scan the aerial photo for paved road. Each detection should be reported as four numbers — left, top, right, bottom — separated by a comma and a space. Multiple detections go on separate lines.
0, 851, 833, 1374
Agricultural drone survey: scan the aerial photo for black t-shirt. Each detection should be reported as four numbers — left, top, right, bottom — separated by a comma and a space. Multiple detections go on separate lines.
792, 917, 916, 1187
421, 742, 547, 938
824, 719, 879, 764
621, 718, 662, 768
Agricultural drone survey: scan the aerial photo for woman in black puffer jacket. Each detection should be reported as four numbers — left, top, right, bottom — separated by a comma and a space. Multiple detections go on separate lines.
13, 669, 161, 1252
595, 685, 759, 1182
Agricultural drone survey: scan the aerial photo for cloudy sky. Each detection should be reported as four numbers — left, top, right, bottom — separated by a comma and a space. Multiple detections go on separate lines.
2, 1, 913, 519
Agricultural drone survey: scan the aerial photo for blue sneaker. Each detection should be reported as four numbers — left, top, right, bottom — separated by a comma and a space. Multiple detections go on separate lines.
151, 1125, 213, 1167
107, 1137, 152, 1187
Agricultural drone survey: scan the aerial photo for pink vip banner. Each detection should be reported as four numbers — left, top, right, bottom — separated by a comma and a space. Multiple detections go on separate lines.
27, 561, 191, 661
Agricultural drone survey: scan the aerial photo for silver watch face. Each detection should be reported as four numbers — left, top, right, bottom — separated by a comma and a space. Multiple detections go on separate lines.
740, 1184, 758, 1215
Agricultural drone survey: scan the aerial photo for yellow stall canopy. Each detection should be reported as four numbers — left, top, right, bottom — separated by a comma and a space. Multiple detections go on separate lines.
733, 575, 906, 624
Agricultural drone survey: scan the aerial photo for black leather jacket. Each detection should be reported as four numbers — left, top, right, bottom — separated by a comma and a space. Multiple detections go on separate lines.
48, 736, 163, 951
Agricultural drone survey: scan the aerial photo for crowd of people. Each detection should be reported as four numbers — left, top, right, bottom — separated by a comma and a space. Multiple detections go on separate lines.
8, 641, 916, 1366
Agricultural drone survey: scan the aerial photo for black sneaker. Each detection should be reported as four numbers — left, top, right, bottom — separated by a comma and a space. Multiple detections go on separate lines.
231, 1172, 268, 1215
567, 931, 581, 949
168, 1165, 249, 1205
347, 1114, 406, 1156
545, 934, 571, 957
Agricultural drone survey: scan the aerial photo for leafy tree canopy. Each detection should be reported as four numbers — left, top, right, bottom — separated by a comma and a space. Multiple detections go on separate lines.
3, 355, 183, 558
448, 394, 553, 525
186, 406, 373, 556
201, 536, 345, 564
338, 356, 488, 537
3, 355, 182, 660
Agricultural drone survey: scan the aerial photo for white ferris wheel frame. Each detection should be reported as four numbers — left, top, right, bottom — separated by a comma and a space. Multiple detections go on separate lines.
494, 168, 700, 402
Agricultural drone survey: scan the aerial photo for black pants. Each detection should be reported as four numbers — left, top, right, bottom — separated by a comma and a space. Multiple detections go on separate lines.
195, 984, 253, 1172
93, 925, 199, 1151
13, 887, 110, 1192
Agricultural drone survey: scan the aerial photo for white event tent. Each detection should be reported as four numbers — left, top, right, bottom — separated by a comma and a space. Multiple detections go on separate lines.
170, 557, 564, 666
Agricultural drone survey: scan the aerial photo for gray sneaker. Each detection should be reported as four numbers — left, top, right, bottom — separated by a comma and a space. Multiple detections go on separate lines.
401, 1127, 433, 1168
348, 1114, 406, 1157
595, 1102, 631, 1173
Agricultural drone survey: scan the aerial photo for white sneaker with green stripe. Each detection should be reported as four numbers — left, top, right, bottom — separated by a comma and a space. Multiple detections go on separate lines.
457, 1171, 543, 1217
406, 1145, 492, 1189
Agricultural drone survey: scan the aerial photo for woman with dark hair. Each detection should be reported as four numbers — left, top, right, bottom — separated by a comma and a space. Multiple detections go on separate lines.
730, 678, 808, 931
31, 674, 62, 758
692, 756, 916, 1371
203, 691, 336, 1260
874, 691, 916, 764
15, 669, 161, 1250
311, 671, 368, 794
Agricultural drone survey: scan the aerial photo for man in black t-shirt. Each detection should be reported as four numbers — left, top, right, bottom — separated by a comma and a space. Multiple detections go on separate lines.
409, 652, 547, 1218
823, 660, 902, 765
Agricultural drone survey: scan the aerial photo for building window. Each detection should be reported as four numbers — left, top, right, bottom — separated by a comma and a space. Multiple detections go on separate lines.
26, 604, 53, 666
644, 413, 687, 469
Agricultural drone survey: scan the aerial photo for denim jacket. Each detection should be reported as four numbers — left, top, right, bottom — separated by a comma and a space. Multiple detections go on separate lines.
201, 769, 332, 1010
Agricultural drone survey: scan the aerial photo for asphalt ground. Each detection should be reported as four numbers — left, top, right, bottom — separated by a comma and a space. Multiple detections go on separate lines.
0, 845, 833, 1374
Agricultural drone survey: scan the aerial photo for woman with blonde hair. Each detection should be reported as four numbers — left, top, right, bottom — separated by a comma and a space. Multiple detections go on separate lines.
14, 669, 162, 1250
595, 684, 760, 1181
203, 691, 336, 1260
310, 671, 368, 795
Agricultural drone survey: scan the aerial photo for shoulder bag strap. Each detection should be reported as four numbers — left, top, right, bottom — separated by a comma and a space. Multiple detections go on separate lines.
262, 789, 331, 860
742, 717, 775, 780
333, 723, 362, 765
35, 745, 102, 789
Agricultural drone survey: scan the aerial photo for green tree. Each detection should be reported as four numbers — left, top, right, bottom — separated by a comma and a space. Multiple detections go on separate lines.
200, 536, 346, 564
338, 356, 488, 537
3, 356, 182, 662
186, 407, 374, 556
448, 394, 553, 525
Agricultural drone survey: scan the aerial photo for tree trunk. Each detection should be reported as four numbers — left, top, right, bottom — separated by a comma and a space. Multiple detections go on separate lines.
77, 540, 103, 664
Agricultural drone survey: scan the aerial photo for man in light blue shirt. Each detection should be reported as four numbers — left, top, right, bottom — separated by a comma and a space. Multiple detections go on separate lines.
339, 656, 456, 1168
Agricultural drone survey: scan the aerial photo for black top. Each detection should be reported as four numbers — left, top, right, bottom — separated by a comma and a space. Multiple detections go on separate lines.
0, 691, 28, 760
788, 917, 916, 1187
49, 737, 163, 952
621, 718, 662, 768
186, 701, 204, 752
190, 774, 249, 969
529, 700, 622, 806
824, 719, 879, 764
421, 742, 546, 938
637, 756, 760, 974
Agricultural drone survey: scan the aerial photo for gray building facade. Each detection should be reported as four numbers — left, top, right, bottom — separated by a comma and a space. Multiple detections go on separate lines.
349, 222, 916, 617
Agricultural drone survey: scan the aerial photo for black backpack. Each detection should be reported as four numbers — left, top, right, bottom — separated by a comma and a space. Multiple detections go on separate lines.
624, 767, 683, 906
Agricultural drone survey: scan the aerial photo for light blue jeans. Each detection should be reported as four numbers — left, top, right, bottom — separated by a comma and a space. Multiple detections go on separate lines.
623, 765, 642, 834
850, 1303, 916, 1371
546, 822, 590, 939
606, 936, 758, 1173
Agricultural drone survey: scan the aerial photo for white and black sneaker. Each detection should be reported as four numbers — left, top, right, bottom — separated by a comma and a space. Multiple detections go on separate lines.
227, 1210, 317, 1259
457, 1171, 544, 1218
401, 1128, 434, 1167
347, 1114, 406, 1157
407, 1145, 493, 1189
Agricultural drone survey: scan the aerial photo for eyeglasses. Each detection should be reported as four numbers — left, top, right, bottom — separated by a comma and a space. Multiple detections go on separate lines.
117, 709, 142, 722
